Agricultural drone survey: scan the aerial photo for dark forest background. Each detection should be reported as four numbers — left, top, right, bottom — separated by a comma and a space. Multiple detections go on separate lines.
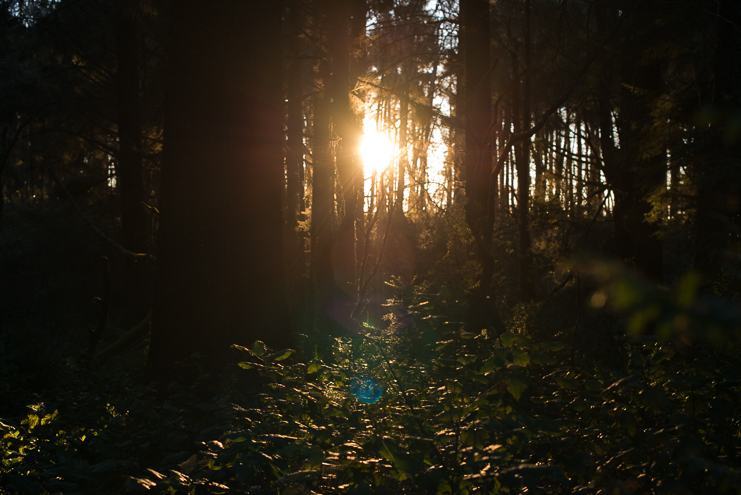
1, 0, 741, 493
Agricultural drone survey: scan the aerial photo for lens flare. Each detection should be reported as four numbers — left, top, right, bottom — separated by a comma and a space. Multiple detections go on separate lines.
349, 375, 382, 404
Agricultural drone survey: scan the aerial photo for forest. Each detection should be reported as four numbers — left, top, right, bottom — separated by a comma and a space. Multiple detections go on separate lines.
1, 0, 740, 493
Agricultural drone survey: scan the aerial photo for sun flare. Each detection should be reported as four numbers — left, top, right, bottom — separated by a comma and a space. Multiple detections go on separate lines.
360, 129, 394, 178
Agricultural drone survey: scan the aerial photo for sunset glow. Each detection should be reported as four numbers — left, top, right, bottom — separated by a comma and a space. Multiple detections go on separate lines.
360, 128, 394, 178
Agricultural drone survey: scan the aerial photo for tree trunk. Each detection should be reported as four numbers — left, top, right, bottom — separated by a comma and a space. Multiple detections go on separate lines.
286, 4, 307, 287
461, 0, 506, 335
693, 0, 741, 284
396, 83, 409, 212
310, 60, 340, 327
512, 2, 536, 302
575, 117, 583, 217
317, 0, 366, 331
115, 0, 150, 327
598, 58, 665, 282
115, 0, 147, 254
0, 116, 27, 229
553, 128, 564, 204
148, 0, 291, 383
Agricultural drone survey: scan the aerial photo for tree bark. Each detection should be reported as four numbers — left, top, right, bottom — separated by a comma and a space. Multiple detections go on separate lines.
693, 0, 741, 284
461, 0, 506, 335
286, 4, 307, 286
115, 0, 147, 254
115, 0, 150, 327
147, 0, 291, 382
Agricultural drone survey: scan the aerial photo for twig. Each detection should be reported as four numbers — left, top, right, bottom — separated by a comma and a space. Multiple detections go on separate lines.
488, 9, 629, 185
351, 191, 399, 322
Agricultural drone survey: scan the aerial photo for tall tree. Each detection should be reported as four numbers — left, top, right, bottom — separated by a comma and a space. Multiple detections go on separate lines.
327, 0, 365, 297
512, 0, 536, 301
285, 2, 308, 287
594, 1, 666, 282
115, 0, 152, 327
147, 0, 291, 381
692, 0, 741, 286
460, 0, 507, 335
115, 0, 147, 256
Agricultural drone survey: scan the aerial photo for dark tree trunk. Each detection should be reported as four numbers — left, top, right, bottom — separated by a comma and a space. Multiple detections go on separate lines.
115, 1, 150, 326
396, 76, 409, 212
147, 0, 291, 382
462, 0, 492, 252
0, 117, 27, 229
693, 0, 741, 284
310, 58, 347, 332
616, 62, 664, 282
598, 59, 664, 283
515, 0, 535, 302
510, 2, 535, 303
313, 0, 365, 331
115, 1, 147, 254
553, 127, 564, 205
461, 0, 506, 335
285, 5, 307, 286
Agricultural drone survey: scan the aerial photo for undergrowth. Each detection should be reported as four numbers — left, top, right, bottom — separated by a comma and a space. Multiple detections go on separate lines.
2, 266, 741, 494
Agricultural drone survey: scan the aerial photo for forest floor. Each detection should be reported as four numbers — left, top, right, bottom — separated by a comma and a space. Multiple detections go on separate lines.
1, 204, 741, 495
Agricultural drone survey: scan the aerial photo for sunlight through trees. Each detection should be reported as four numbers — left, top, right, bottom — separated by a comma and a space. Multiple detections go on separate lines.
2, 0, 741, 493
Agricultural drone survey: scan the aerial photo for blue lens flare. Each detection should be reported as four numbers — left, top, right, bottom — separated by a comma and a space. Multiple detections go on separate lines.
349, 375, 382, 404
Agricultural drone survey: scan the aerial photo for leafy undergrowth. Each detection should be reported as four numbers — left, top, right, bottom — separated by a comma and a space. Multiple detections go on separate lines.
2, 272, 741, 494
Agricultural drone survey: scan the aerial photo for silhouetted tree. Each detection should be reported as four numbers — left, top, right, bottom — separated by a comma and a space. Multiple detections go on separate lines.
147, 0, 292, 382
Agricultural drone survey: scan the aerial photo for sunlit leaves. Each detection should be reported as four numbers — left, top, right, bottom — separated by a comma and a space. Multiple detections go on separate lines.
378, 437, 426, 481
252, 340, 267, 357
268, 349, 294, 362
5, 273, 741, 495
504, 377, 528, 401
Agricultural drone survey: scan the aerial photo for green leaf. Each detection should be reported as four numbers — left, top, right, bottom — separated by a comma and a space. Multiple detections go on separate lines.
124, 477, 157, 492
500, 332, 517, 347
436, 479, 453, 495
25, 414, 39, 430
252, 340, 267, 357
379, 437, 426, 480
323, 405, 345, 417
268, 349, 294, 362
479, 357, 498, 374
508, 349, 530, 366
531, 352, 556, 365
501, 332, 536, 349
539, 341, 565, 352
307, 362, 322, 374
604, 374, 642, 392
555, 377, 580, 391
461, 427, 488, 449
435, 407, 467, 422
505, 378, 527, 401
502, 464, 569, 487
303, 445, 324, 468
238, 362, 254, 370
457, 354, 477, 365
